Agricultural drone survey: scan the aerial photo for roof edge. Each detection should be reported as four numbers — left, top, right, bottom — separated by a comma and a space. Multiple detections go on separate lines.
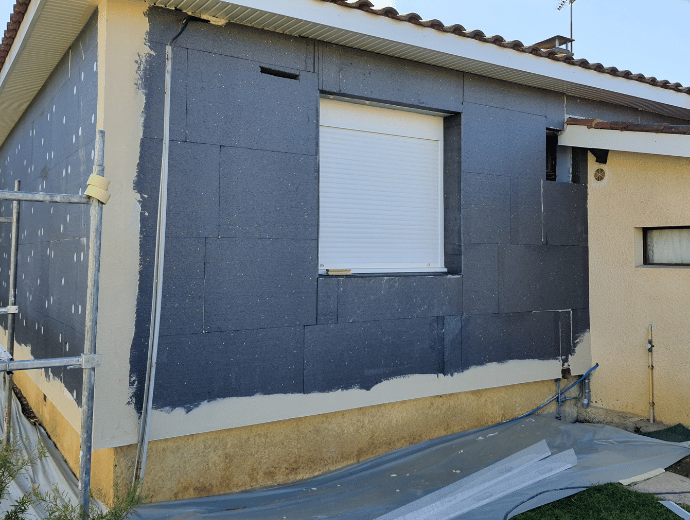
0, 0, 97, 144
150, 0, 690, 120
560, 123, 690, 158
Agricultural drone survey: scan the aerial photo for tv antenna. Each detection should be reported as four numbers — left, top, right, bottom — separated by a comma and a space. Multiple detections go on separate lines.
557, 0, 576, 53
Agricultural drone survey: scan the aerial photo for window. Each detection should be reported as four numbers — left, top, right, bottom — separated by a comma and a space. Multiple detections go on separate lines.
318, 98, 445, 274
644, 227, 690, 265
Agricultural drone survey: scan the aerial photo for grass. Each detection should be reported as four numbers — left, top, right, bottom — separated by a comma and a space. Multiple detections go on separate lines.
512, 483, 689, 519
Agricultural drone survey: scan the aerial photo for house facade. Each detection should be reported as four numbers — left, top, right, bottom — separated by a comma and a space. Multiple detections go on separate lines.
560, 120, 690, 427
0, 0, 688, 503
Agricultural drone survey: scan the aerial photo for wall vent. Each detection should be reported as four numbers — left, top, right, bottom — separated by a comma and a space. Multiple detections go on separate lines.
260, 67, 299, 80
593, 167, 606, 182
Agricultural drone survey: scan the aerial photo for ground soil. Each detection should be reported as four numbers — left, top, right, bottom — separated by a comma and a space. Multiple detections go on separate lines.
667, 455, 690, 479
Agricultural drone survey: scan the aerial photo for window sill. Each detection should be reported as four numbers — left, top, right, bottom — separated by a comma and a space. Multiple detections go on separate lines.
319, 268, 449, 277
635, 264, 690, 269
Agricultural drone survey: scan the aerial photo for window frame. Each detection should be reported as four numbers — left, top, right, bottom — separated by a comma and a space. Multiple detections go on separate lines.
643, 226, 690, 266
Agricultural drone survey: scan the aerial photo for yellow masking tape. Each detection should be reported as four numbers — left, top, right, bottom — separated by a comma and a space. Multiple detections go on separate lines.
85, 185, 111, 204
87, 174, 110, 191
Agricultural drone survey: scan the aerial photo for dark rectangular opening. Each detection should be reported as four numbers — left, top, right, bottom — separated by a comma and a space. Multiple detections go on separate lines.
644, 226, 690, 265
570, 147, 587, 184
546, 132, 558, 182
260, 67, 300, 80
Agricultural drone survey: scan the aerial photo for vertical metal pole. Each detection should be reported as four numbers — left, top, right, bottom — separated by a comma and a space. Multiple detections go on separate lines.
2, 180, 20, 446
134, 19, 188, 485
570, 0, 573, 54
79, 130, 105, 517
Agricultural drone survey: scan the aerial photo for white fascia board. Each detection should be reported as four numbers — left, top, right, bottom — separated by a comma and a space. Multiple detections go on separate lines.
0, 0, 97, 144
168, 0, 690, 119
559, 125, 690, 158
0, 0, 47, 90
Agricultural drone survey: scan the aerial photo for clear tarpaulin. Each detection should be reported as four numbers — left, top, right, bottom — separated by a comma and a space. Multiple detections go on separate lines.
0, 387, 105, 518
131, 415, 690, 519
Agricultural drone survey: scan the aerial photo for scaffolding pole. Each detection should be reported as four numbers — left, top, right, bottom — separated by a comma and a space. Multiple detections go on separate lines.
0, 130, 107, 519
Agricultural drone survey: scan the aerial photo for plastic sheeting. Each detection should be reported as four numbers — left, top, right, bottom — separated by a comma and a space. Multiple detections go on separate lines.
131, 416, 690, 520
0, 384, 102, 518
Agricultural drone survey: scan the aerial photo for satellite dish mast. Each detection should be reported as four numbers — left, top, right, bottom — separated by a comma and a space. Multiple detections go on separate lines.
557, 0, 576, 53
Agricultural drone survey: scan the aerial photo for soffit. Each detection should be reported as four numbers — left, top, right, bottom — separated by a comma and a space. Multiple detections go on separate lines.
0, 0, 97, 144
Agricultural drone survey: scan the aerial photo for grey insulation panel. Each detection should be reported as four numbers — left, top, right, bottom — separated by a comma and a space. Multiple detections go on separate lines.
0, 13, 97, 405
304, 317, 444, 393
128, 8, 596, 412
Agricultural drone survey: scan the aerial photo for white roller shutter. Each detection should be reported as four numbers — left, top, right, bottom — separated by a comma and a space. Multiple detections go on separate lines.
319, 98, 445, 273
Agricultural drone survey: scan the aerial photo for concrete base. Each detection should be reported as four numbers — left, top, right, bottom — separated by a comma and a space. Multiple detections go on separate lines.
577, 404, 672, 435
628, 472, 690, 506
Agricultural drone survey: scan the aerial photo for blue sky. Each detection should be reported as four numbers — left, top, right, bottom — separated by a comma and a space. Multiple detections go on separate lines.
370, 0, 690, 88
1, 0, 688, 87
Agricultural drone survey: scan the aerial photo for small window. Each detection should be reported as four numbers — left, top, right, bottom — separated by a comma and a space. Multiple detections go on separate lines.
644, 227, 690, 265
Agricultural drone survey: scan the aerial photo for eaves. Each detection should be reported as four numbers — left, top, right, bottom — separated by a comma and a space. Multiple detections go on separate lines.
1, 0, 690, 145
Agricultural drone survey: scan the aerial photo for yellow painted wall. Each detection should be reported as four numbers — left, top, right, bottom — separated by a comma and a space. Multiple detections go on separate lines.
13, 369, 567, 503
587, 150, 690, 424
104, 378, 566, 503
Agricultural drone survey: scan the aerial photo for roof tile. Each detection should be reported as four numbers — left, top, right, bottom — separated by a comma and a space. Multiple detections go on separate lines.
566, 117, 690, 135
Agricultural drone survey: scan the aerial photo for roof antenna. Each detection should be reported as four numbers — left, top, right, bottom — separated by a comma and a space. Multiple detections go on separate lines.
557, 0, 576, 54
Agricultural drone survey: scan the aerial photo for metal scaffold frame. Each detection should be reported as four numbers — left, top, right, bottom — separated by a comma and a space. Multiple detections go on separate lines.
0, 130, 107, 517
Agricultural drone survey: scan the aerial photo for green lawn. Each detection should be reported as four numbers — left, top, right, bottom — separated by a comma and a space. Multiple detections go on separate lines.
512, 483, 689, 520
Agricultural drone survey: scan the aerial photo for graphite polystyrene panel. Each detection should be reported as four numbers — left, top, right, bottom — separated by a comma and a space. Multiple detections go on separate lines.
461, 311, 561, 369
337, 46, 464, 113
219, 146, 318, 239
152, 327, 304, 408
304, 317, 443, 393
461, 243, 499, 315
335, 275, 462, 323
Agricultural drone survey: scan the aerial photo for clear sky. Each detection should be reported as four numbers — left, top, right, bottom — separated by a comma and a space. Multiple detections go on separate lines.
0, 0, 688, 87
370, 0, 690, 88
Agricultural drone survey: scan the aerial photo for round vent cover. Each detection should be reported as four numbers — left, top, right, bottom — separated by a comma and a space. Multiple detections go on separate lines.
594, 168, 606, 182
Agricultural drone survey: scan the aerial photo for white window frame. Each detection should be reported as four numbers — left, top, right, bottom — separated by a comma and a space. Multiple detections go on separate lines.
318, 97, 446, 275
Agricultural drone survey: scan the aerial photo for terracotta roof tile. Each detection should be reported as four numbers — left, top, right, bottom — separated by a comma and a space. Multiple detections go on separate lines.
0, 0, 30, 73
566, 117, 690, 135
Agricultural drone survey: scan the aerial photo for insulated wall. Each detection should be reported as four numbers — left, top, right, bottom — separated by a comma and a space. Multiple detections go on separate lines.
0, 14, 98, 407
130, 7, 675, 423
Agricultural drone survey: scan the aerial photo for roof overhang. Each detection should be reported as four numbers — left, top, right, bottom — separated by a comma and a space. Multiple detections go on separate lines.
151, 0, 690, 120
2, 0, 690, 145
559, 125, 690, 158
0, 0, 97, 144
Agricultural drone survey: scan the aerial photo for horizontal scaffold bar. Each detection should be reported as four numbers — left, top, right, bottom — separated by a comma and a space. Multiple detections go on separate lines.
0, 191, 90, 205
0, 354, 100, 373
